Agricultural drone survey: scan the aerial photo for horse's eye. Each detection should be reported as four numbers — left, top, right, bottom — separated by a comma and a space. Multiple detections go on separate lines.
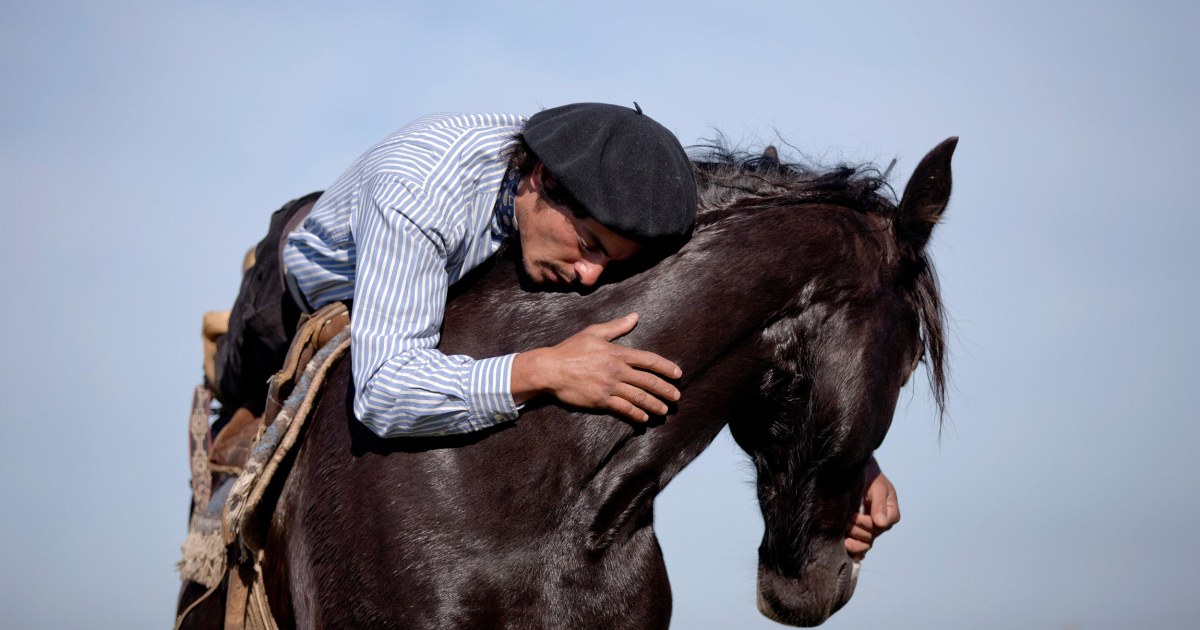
768, 418, 793, 441
896, 338, 923, 383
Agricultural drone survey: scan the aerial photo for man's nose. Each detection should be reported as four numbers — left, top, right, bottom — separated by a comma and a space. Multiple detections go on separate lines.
574, 260, 604, 287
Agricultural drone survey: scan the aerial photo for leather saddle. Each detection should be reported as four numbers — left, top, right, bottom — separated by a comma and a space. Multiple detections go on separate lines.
208, 302, 350, 474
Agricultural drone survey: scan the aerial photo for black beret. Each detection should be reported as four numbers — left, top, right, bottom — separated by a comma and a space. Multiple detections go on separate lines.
524, 103, 697, 242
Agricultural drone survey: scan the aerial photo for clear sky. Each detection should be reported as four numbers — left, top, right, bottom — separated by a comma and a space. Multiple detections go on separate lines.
1, 1, 1197, 628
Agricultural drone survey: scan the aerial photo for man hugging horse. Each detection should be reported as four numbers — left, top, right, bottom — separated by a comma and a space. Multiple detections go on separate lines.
185, 102, 919, 628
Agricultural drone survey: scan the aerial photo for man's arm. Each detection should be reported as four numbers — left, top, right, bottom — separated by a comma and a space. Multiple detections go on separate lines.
350, 175, 682, 438
350, 174, 520, 437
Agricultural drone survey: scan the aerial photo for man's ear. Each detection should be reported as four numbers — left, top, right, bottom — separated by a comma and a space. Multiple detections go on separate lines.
530, 163, 546, 192
518, 163, 542, 197
536, 163, 571, 196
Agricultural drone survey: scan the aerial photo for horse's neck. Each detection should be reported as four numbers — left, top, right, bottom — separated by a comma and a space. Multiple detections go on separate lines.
560, 209, 833, 534
438, 205, 836, 536
609, 208, 828, 375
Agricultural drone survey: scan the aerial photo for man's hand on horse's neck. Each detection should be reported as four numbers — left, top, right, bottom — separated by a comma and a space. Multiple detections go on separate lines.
511, 312, 682, 423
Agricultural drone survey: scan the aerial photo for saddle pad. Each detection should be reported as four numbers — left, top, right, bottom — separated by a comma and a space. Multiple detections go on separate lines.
178, 302, 350, 587
225, 327, 350, 555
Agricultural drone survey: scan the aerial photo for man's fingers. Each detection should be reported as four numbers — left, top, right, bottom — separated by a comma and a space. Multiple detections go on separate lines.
554, 315, 684, 424
847, 525, 873, 544
605, 395, 650, 423
847, 459, 898, 560
844, 538, 871, 556
588, 315, 684, 379
592, 313, 639, 341
618, 347, 683, 379
865, 485, 886, 525
878, 490, 901, 530
863, 468, 900, 531
620, 366, 680, 402
847, 513, 874, 542
614, 383, 670, 417
846, 508, 875, 555
869, 484, 900, 531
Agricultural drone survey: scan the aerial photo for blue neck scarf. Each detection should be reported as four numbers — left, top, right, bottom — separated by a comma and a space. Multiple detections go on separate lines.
492, 166, 520, 240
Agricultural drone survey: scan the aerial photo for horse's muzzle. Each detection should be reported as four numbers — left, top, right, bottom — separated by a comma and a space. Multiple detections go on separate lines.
755, 556, 859, 627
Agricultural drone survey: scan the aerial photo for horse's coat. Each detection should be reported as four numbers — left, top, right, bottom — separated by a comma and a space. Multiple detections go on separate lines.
177, 138, 956, 629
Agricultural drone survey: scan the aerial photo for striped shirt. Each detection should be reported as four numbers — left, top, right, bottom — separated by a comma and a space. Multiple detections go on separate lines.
282, 113, 527, 438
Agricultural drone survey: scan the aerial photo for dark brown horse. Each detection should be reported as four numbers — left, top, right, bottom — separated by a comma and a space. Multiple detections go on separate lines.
180, 137, 955, 628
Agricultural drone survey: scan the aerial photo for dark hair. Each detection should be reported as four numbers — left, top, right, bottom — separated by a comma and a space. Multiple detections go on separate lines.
504, 132, 539, 177
506, 132, 588, 219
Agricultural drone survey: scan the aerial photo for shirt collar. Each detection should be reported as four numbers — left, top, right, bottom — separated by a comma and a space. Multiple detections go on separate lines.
491, 166, 520, 240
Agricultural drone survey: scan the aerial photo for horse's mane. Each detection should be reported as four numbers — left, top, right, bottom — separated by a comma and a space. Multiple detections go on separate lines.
690, 143, 896, 222
688, 143, 948, 422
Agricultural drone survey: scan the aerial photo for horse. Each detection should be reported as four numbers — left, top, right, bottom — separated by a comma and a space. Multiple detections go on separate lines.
178, 136, 955, 628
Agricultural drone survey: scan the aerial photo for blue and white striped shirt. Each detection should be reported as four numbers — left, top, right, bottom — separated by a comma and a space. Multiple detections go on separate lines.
282, 113, 526, 438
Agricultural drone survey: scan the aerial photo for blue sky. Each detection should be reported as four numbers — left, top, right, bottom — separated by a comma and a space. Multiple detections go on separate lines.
1, 1, 1197, 628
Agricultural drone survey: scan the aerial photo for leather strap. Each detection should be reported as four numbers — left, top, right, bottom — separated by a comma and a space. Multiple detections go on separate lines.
276, 198, 317, 290
224, 558, 253, 630
262, 302, 349, 427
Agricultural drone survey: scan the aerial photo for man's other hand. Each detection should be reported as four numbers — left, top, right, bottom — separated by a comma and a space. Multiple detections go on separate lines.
844, 456, 901, 560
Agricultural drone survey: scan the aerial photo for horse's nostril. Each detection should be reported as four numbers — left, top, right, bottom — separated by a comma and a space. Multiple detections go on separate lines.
838, 558, 862, 610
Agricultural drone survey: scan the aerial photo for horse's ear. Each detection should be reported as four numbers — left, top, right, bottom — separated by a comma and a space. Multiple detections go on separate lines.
762, 145, 780, 166
897, 137, 958, 251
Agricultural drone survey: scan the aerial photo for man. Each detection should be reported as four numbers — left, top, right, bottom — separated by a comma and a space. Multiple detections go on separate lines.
214, 102, 898, 558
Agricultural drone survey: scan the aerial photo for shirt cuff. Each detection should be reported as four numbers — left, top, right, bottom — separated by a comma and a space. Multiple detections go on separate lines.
466, 354, 520, 431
